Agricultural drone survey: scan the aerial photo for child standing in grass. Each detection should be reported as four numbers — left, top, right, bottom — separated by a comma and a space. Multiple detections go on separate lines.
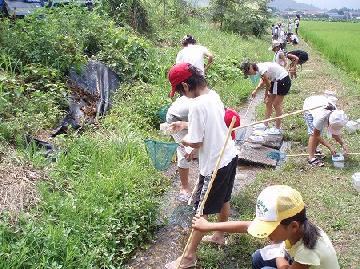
303, 93, 349, 167
287, 50, 309, 79
270, 40, 287, 68
166, 95, 195, 202
240, 61, 291, 134
176, 35, 213, 76
165, 63, 238, 269
192, 185, 340, 269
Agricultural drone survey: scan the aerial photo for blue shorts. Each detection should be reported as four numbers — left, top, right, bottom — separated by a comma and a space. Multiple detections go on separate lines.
304, 112, 315, 135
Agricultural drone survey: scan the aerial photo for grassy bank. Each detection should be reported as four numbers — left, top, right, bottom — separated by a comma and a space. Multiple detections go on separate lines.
300, 21, 360, 80
0, 10, 272, 268
198, 35, 360, 268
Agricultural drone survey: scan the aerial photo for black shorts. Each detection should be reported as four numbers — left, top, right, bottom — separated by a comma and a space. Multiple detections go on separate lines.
194, 156, 238, 215
270, 75, 291, 96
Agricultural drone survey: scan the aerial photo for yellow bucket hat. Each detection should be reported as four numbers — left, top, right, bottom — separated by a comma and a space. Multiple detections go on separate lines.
248, 185, 305, 238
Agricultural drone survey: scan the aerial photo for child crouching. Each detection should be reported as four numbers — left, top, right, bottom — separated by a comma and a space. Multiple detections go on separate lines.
192, 185, 340, 269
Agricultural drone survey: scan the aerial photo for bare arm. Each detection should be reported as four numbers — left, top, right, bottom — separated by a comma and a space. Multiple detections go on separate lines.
276, 258, 310, 269
332, 134, 349, 155
182, 140, 202, 149
192, 216, 251, 233
318, 136, 336, 155
280, 53, 287, 68
204, 51, 214, 72
251, 75, 269, 98
287, 53, 299, 65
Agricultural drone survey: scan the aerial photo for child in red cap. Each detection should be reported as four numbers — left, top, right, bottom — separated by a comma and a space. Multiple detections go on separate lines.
165, 63, 238, 269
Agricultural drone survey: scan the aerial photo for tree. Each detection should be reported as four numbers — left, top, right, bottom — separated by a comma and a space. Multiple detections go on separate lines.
210, 0, 271, 37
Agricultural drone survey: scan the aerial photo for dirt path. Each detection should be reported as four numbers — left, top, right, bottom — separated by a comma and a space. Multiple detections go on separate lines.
126, 36, 360, 268
126, 94, 265, 269
0, 144, 44, 216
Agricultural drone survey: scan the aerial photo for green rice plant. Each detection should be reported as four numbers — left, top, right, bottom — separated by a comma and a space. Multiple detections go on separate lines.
301, 21, 360, 80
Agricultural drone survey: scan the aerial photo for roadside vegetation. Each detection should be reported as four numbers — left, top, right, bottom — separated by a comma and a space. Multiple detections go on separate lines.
0, 1, 272, 268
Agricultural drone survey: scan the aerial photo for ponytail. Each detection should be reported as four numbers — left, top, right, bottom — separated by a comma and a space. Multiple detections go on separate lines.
302, 218, 320, 249
280, 208, 320, 249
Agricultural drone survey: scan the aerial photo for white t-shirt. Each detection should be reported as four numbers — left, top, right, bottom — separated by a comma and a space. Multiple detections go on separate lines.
166, 96, 192, 142
285, 230, 340, 269
291, 34, 299, 43
176, 44, 210, 75
186, 90, 237, 176
257, 62, 288, 82
273, 50, 286, 67
303, 95, 336, 132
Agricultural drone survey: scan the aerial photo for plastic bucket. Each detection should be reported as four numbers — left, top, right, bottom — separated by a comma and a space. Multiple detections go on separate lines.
345, 121, 359, 133
352, 173, 360, 192
332, 153, 344, 169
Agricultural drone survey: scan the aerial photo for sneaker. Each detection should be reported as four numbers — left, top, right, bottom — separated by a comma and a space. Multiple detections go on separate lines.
308, 157, 324, 167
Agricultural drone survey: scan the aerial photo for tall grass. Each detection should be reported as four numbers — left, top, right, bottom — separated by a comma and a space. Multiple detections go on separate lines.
0, 13, 272, 268
300, 21, 360, 79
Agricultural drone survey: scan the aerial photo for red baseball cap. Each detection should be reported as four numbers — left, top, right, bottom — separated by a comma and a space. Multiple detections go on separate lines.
168, 63, 192, 97
224, 108, 241, 140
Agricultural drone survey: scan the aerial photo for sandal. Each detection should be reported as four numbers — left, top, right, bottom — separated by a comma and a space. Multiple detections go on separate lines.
165, 257, 197, 269
201, 235, 227, 246
315, 149, 326, 160
308, 158, 324, 167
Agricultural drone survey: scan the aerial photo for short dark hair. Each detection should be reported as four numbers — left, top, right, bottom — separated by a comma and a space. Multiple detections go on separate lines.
280, 208, 320, 249
182, 35, 197, 46
175, 65, 207, 95
239, 61, 257, 79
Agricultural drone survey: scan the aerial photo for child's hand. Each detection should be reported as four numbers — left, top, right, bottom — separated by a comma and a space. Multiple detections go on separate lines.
192, 216, 211, 232
251, 89, 257, 98
169, 121, 187, 132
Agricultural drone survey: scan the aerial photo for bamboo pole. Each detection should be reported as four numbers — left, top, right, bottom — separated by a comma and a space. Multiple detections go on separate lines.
284, 153, 360, 157
176, 116, 237, 269
233, 105, 324, 131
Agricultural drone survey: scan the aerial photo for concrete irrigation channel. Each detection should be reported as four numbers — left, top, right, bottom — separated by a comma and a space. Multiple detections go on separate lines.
126, 92, 288, 268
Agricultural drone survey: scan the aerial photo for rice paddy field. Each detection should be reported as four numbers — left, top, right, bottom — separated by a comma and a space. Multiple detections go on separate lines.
300, 21, 360, 79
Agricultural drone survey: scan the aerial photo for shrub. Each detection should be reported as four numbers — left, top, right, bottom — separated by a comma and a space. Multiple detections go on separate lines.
0, 63, 67, 143
0, 6, 155, 81
100, 0, 152, 34
210, 0, 271, 36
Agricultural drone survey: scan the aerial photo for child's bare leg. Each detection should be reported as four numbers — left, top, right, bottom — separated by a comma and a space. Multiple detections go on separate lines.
213, 202, 230, 240
179, 167, 191, 194
183, 228, 205, 260
273, 95, 285, 129
265, 95, 275, 127
308, 133, 320, 159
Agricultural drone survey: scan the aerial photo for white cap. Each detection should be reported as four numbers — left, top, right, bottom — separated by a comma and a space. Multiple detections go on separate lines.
328, 110, 348, 135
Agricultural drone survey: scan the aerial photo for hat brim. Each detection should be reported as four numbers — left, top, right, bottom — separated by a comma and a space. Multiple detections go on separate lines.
247, 218, 280, 238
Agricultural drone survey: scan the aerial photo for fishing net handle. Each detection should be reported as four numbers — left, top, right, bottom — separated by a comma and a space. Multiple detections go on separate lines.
176, 116, 237, 269
233, 105, 324, 131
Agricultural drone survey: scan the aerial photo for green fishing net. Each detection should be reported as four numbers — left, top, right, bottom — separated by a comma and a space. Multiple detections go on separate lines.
145, 139, 178, 171
158, 104, 170, 123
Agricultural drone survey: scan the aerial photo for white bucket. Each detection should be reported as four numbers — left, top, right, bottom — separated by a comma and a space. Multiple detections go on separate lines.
352, 173, 360, 192
345, 121, 359, 133
332, 153, 344, 168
